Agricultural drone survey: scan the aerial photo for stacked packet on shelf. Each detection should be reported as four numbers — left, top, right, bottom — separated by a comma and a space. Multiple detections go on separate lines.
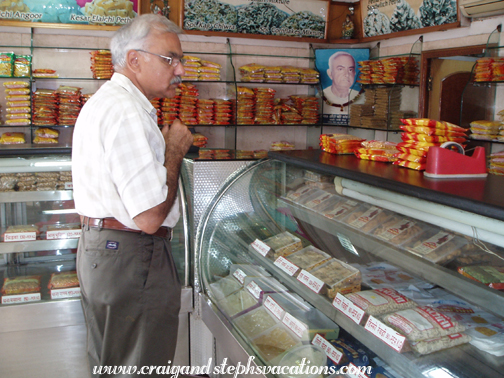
289, 95, 319, 125
236, 86, 255, 125
90, 50, 113, 79
182, 56, 221, 81
32, 89, 58, 127
394, 118, 468, 170
254, 88, 275, 125
160, 94, 181, 127
196, 98, 215, 125
469, 120, 502, 141
3, 81, 30, 131
319, 133, 365, 154
489, 151, 504, 175
57, 85, 82, 127
178, 83, 198, 126
213, 99, 232, 125
354, 140, 398, 162
473, 57, 504, 82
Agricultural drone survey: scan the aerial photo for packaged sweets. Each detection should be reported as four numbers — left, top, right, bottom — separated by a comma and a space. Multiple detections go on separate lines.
458, 265, 504, 290
310, 258, 361, 298
285, 246, 332, 273
13, 55, 31, 77
0, 52, 14, 77
0, 132, 25, 144
370, 214, 424, 246
343, 204, 394, 234
345, 288, 417, 316
409, 333, 471, 355
382, 305, 466, 342
402, 226, 469, 265
262, 231, 303, 259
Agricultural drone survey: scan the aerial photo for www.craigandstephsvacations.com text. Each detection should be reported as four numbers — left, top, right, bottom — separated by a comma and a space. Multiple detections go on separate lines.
92, 357, 373, 377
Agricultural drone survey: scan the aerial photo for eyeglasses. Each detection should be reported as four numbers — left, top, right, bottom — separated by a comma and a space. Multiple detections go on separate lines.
135, 49, 186, 68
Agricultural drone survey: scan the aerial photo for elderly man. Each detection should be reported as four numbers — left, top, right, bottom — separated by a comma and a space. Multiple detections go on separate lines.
72, 14, 193, 376
322, 51, 360, 112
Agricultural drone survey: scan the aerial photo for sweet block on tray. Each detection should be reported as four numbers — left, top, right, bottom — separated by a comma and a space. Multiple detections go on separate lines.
308, 258, 361, 298
48, 271, 79, 290
1, 275, 41, 295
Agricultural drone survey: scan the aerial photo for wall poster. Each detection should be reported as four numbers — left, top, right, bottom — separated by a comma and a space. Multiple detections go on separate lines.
0, 0, 138, 25
183, 0, 328, 39
361, 0, 458, 37
315, 48, 369, 126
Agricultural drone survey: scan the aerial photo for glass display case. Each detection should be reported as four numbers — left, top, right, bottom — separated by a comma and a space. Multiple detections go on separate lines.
194, 151, 504, 378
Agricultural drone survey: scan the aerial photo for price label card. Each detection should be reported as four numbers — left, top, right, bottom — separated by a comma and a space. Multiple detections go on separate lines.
297, 269, 324, 294
251, 239, 270, 257
2, 293, 41, 304
345, 363, 370, 378
64, 182, 73, 190
274, 256, 299, 276
364, 315, 407, 352
50, 287, 81, 299
263, 296, 285, 320
312, 334, 345, 365
282, 312, 307, 339
333, 292, 365, 325
232, 268, 247, 284
4, 232, 36, 242
46, 229, 81, 240
245, 280, 262, 300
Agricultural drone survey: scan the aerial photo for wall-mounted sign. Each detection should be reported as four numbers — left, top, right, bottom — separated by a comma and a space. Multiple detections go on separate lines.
0, 0, 138, 25
361, 0, 458, 37
183, 0, 328, 39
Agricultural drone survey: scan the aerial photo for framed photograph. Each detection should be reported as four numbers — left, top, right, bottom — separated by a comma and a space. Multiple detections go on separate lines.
315, 48, 370, 125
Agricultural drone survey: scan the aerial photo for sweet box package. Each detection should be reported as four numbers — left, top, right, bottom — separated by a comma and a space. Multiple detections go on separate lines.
309, 258, 362, 298
262, 231, 303, 259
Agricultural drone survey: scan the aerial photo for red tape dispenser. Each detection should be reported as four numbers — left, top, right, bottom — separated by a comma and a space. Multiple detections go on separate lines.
424, 142, 487, 179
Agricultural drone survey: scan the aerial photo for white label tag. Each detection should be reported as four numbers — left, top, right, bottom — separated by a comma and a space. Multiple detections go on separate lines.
64, 182, 73, 190
245, 280, 262, 300
345, 363, 370, 378
50, 287, 81, 299
4, 232, 36, 242
46, 229, 81, 240
312, 334, 345, 365
297, 269, 324, 294
232, 268, 247, 284
263, 296, 285, 320
274, 256, 299, 276
282, 312, 307, 339
2, 292, 41, 304
333, 292, 365, 325
364, 315, 406, 352
251, 239, 270, 257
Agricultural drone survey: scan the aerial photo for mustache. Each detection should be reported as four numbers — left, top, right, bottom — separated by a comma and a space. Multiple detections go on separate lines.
170, 76, 182, 85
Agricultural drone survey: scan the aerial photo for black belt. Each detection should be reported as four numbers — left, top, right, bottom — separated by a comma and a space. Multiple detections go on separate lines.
81, 216, 172, 240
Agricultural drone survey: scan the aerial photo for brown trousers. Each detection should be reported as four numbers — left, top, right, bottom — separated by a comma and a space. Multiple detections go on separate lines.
77, 225, 181, 377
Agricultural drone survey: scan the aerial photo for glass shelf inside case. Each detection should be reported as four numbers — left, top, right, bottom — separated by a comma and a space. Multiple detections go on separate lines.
196, 158, 504, 378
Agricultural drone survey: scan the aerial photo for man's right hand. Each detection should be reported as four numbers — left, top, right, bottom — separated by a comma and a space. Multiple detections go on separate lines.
162, 119, 194, 161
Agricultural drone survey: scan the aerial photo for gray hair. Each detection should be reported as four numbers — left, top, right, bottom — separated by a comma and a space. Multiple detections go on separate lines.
111, 14, 182, 69
328, 51, 356, 71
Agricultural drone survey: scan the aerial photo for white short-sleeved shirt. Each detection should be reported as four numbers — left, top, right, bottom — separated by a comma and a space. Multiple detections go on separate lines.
72, 73, 179, 229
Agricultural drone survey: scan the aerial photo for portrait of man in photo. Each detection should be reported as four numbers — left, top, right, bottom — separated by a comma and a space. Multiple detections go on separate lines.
316, 48, 369, 125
